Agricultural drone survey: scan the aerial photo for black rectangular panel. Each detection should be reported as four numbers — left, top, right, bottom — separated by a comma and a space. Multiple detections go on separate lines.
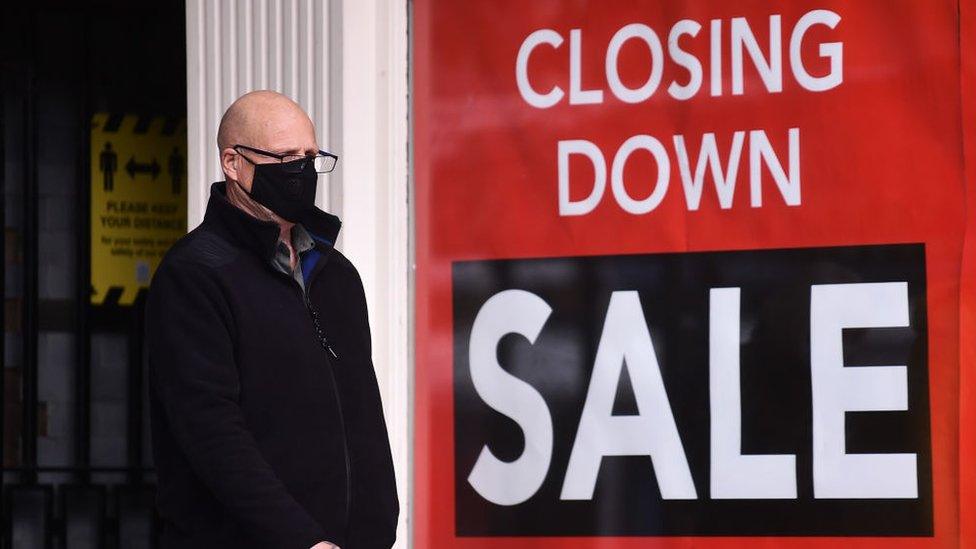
453, 244, 931, 536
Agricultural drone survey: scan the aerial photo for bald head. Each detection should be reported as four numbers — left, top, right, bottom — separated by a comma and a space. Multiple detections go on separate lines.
218, 90, 319, 193
217, 90, 316, 152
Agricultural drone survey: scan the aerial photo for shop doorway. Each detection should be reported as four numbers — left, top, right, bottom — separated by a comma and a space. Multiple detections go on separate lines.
1, 2, 186, 547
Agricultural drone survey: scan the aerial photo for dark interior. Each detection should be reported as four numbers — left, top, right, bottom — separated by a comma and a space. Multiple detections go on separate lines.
2, 1, 186, 546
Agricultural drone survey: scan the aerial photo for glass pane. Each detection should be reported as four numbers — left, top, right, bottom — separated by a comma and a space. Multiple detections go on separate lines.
4, 71, 25, 470
34, 9, 83, 478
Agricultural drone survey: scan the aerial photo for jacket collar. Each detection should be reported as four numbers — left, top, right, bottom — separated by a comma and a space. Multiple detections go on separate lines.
202, 181, 342, 263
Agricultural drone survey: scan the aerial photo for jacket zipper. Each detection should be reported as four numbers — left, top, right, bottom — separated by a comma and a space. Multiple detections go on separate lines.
283, 269, 353, 526
305, 291, 339, 358
302, 292, 353, 524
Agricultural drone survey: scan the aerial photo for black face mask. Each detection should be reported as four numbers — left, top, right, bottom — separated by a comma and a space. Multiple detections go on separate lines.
235, 157, 317, 222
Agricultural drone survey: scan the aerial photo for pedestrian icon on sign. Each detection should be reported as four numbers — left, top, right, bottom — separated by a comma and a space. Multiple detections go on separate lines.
168, 147, 184, 195
100, 142, 117, 192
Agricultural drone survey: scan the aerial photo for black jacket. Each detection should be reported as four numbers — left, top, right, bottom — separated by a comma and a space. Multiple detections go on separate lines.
146, 181, 398, 549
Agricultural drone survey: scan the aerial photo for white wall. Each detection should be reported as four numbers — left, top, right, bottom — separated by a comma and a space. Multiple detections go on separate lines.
186, 0, 338, 220
333, 1, 411, 547
185, 0, 411, 546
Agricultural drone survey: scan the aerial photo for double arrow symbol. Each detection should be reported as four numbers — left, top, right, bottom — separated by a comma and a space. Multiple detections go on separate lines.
126, 156, 161, 180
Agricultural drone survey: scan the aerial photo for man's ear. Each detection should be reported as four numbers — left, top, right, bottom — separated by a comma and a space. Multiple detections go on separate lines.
220, 147, 242, 184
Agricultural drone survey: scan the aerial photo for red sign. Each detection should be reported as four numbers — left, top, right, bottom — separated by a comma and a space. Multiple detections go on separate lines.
414, 1, 973, 546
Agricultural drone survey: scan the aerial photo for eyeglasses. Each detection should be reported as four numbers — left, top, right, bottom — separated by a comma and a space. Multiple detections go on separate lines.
233, 143, 338, 173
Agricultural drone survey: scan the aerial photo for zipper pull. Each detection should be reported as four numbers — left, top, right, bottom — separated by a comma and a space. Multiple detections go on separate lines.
304, 294, 339, 359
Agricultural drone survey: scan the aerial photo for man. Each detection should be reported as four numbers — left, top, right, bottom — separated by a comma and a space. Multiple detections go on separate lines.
146, 90, 398, 549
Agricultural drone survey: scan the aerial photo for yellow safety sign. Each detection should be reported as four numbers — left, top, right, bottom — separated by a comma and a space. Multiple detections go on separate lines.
90, 113, 187, 305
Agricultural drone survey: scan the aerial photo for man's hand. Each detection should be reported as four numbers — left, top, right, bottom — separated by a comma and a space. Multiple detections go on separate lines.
310, 543, 338, 549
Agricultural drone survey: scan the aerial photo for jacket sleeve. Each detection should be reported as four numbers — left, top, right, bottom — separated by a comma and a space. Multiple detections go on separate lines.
342, 268, 400, 548
147, 259, 333, 549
